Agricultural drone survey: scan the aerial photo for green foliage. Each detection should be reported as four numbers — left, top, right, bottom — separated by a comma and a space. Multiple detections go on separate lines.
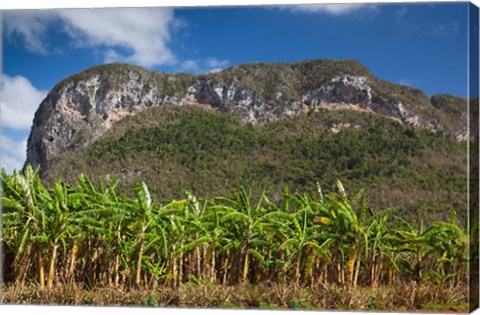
143, 294, 160, 307
44, 105, 467, 223
1, 170, 469, 293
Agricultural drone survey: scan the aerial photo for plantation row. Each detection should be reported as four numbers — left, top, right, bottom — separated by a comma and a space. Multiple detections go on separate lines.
1, 166, 469, 290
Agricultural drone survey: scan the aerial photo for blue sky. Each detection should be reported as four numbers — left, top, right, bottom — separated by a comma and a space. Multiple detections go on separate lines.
0, 2, 472, 173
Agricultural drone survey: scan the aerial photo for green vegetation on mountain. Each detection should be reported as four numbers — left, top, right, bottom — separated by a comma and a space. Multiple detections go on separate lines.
43, 105, 467, 223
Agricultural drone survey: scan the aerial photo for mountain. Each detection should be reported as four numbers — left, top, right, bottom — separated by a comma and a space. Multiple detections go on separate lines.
26, 59, 467, 173
24, 59, 469, 222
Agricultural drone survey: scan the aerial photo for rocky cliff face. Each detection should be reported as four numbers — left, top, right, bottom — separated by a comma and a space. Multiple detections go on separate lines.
25, 60, 468, 173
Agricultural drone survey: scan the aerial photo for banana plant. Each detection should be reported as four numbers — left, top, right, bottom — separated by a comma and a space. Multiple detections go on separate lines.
362, 205, 397, 287
0, 168, 469, 290
392, 216, 432, 283
216, 188, 271, 283
1, 166, 51, 287
314, 180, 369, 287
44, 180, 78, 289
422, 213, 467, 286
125, 181, 182, 287
269, 192, 333, 286
128, 181, 155, 286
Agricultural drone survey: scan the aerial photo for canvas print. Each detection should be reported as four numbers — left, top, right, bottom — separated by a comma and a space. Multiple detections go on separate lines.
0, 2, 479, 313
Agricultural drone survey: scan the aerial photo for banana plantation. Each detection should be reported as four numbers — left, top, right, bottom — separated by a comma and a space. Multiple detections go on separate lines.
0, 166, 470, 293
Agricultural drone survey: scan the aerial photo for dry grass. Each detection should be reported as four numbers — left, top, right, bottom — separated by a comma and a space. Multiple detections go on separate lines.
1, 282, 469, 312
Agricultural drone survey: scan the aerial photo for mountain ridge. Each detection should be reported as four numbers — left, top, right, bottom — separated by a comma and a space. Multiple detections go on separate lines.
25, 59, 468, 174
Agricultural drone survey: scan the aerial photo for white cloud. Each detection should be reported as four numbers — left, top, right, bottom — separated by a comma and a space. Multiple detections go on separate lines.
60, 8, 177, 67
204, 58, 230, 69
3, 10, 57, 54
0, 74, 43, 173
180, 60, 200, 72
179, 58, 230, 74
3, 8, 178, 67
206, 68, 223, 73
104, 49, 124, 63
0, 154, 24, 174
399, 78, 412, 87
278, 3, 378, 15
1, 74, 48, 130
0, 134, 28, 174
4, 8, 231, 69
